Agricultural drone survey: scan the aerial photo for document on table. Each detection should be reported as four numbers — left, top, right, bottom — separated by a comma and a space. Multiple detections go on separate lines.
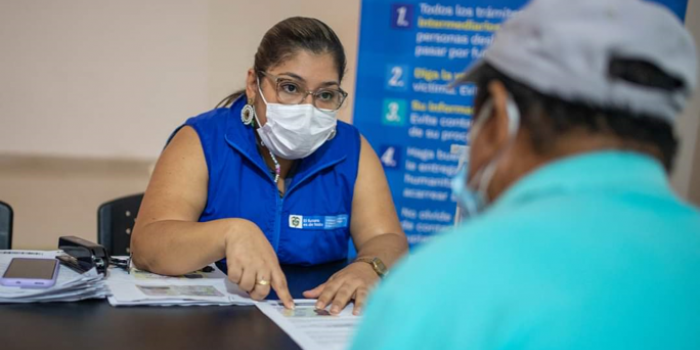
0, 250, 108, 303
256, 300, 361, 350
106, 264, 255, 307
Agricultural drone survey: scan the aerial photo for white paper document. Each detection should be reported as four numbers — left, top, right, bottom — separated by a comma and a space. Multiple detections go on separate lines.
256, 300, 361, 350
0, 250, 109, 303
106, 264, 255, 307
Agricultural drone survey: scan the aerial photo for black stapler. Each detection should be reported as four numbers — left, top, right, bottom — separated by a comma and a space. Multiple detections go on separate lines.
57, 236, 110, 275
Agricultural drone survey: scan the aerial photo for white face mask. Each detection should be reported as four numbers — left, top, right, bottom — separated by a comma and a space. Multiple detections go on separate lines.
255, 85, 337, 160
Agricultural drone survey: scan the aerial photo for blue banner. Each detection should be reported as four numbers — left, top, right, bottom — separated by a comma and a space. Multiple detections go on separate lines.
353, 0, 688, 248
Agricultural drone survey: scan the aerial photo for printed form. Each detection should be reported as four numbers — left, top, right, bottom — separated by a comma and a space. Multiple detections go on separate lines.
256, 299, 361, 350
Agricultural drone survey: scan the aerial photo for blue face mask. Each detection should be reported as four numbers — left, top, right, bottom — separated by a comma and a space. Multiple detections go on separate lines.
452, 96, 521, 224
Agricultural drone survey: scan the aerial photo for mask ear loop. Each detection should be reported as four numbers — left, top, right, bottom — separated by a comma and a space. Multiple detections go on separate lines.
453, 100, 492, 221
464, 100, 493, 190
468, 94, 521, 206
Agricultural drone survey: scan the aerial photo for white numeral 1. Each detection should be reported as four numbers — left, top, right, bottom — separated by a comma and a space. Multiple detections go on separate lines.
397, 6, 409, 26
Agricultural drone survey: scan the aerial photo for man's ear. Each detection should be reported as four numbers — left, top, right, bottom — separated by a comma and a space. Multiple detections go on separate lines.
245, 69, 258, 103
481, 80, 512, 151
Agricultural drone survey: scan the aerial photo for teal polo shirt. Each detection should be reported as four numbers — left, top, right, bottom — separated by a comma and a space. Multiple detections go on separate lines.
351, 151, 700, 350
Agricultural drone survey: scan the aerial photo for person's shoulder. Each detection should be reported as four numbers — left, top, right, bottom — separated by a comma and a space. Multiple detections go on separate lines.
327, 121, 361, 158
335, 120, 360, 140
179, 108, 238, 145
380, 223, 486, 291
337, 119, 356, 130
356, 222, 504, 348
660, 192, 700, 223
185, 107, 231, 130
382, 211, 534, 295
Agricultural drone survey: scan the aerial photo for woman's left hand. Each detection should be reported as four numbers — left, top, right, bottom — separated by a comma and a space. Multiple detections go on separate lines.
303, 262, 379, 315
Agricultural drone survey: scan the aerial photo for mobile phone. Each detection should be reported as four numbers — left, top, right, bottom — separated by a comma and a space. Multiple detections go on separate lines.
0, 258, 60, 288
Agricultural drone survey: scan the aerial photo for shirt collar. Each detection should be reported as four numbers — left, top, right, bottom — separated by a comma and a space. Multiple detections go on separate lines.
491, 151, 671, 211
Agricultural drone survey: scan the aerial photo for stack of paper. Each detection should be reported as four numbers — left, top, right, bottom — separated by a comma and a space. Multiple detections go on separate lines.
0, 250, 109, 304
106, 264, 254, 307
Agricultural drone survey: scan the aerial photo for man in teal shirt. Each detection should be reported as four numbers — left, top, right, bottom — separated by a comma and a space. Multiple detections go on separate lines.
351, 0, 700, 349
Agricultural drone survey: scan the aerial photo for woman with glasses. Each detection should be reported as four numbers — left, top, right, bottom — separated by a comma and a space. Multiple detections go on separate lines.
130, 17, 408, 315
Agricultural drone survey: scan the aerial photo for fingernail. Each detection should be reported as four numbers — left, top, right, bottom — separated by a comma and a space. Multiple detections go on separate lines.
354, 308, 361, 315
331, 307, 339, 314
315, 302, 323, 309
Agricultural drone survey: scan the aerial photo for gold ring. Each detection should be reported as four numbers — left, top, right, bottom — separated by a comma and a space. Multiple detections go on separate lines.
257, 279, 269, 286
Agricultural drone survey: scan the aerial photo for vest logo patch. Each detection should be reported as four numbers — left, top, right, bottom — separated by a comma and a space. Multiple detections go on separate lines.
289, 215, 303, 229
288, 214, 349, 230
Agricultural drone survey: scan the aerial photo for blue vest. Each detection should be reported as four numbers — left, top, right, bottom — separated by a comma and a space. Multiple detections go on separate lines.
171, 97, 361, 266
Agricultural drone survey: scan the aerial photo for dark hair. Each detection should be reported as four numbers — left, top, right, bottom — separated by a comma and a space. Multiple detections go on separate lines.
473, 62, 681, 171
216, 17, 347, 108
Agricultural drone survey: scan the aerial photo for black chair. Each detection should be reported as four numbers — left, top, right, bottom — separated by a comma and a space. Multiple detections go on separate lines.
0, 201, 13, 250
98, 193, 144, 256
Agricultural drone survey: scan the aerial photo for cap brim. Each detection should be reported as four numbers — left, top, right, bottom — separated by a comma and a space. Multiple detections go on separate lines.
448, 61, 486, 89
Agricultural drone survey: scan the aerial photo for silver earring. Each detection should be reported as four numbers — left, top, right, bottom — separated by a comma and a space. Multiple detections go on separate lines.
241, 103, 255, 125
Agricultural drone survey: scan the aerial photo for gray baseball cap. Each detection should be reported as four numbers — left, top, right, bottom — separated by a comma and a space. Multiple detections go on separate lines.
452, 0, 698, 122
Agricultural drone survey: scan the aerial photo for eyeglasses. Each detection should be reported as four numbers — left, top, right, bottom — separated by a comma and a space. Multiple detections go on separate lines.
258, 71, 348, 111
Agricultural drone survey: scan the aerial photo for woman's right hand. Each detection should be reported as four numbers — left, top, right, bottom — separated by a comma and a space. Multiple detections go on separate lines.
223, 219, 294, 309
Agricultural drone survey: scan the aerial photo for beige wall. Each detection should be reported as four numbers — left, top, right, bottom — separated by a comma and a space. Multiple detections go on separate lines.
671, 0, 700, 200
0, 0, 210, 161
691, 131, 700, 203
0, 0, 699, 249
0, 155, 150, 250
